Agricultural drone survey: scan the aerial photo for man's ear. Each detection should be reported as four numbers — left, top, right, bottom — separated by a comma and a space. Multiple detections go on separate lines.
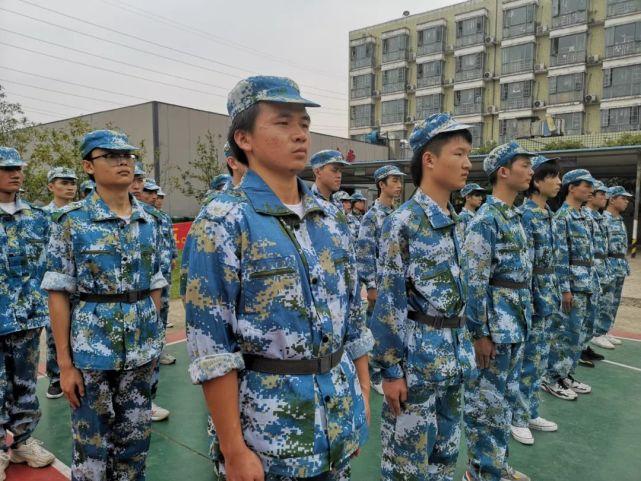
422, 149, 435, 171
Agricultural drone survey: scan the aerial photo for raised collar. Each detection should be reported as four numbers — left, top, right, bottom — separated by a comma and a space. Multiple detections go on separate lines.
487, 195, 519, 220
413, 188, 455, 229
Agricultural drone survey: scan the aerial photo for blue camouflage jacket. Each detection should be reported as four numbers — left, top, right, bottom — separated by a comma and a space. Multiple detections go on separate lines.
603, 211, 630, 277
346, 212, 362, 240
356, 199, 393, 290
519, 199, 560, 318
184, 170, 372, 478
0, 198, 50, 335
456, 207, 475, 241
370, 189, 476, 388
41, 191, 168, 370
554, 202, 596, 294
463, 196, 532, 343
584, 207, 611, 287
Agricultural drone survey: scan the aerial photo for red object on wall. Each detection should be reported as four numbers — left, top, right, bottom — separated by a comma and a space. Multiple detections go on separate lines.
173, 221, 192, 250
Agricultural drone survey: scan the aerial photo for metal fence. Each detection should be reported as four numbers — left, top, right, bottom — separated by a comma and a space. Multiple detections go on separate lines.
516, 130, 641, 151
552, 10, 588, 29
455, 68, 483, 82
607, 0, 641, 18
550, 50, 586, 67
417, 42, 443, 56
606, 40, 641, 59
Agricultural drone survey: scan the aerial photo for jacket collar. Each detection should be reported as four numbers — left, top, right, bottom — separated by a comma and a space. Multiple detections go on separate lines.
413, 188, 456, 229
85, 190, 149, 223
487, 195, 518, 220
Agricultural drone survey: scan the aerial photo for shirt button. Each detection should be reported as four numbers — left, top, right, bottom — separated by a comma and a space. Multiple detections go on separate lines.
322, 335, 329, 343
311, 277, 318, 285
324, 395, 331, 403
122, 256, 129, 262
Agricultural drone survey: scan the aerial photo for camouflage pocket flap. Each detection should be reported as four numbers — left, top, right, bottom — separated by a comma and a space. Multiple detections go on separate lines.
246, 255, 297, 279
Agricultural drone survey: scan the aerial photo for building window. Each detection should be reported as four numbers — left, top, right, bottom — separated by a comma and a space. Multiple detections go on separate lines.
601, 106, 641, 132
603, 64, 641, 99
500, 81, 533, 110
350, 43, 375, 70
455, 16, 486, 47
455, 52, 484, 81
454, 88, 483, 115
350, 104, 373, 128
607, 0, 641, 18
417, 26, 444, 56
549, 73, 584, 104
503, 5, 536, 38
382, 99, 407, 125
605, 21, 641, 58
417, 61, 442, 88
499, 117, 533, 142
552, 0, 588, 28
550, 33, 586, 67
416, 94, 442, 119
554, 112, 583, 135
350, 74, 374, 100
382, 67, 407, 94
501, 43, 535, 75
382, 34, 409, 63
467, 123, 483, 148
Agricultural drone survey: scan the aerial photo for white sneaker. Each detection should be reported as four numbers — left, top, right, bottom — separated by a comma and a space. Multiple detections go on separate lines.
159, 352, 176, 365
0, 450, 9, 481
591, 335, 615, 350
606, 335, 622, 345
501, 465, 531, 481
541, 379, 577, 401
528, 416, 558, 432
564, 376, 591, 394
510, 425, 534, 445
9, 438, 55, 468
151, 402, 170, 421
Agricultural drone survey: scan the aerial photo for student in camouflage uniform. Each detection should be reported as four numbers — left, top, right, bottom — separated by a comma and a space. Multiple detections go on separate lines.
184, 76, 372, 481
43, 166, 79, 400
457, 183, 485, 241
598, 186, 633, 343
333, 190, 352, 215
510, 155, 561, 446
310, 149, 350, 207
42, 130, 167, 481
346, 192, 366, 239
0, 147, 56, 480
79, 179, 95, 199
154, 188, 166, 210
545, 169, 596, 399
462, 141, 535, 481
370, 113, 476, 481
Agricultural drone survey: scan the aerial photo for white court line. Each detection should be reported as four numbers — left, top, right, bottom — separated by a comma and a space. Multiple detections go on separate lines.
602, 359, 641, 372
612, 335, 641, 343
166, 337, 187, 346
52, 457, 71, 478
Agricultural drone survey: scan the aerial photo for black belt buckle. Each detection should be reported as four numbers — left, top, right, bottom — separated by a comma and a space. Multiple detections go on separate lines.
125, 291, 138, 303
318, 355, 332, 374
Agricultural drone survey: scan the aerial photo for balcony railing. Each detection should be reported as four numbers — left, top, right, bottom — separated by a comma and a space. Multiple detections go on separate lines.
456, 32, 485, 48
603, 82, 641, 99
552, 10, 588, 28
382, 49, 408, 63
350, 87, 373, 99
417, 75, 442, 88
350, 56, 375, 70
381, 112, 406, 125
417, 42, 444, 56
351, 116, 373, 128
501, 97, 533, 110
382, 81, 406, 94
502, 59, 534, 75
455, 68, 484, 82
550, 50, 586, 67
549, 90, 584, 104
454, 103, 483, 115
607, 0, 641, 17
606, 40, 641, 59
503, 22, 536, 39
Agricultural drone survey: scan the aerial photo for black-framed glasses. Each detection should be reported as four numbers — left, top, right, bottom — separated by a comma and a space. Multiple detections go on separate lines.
88, 153, 138, 165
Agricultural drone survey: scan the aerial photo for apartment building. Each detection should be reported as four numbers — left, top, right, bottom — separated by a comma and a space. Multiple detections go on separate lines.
348, 0, 641, 149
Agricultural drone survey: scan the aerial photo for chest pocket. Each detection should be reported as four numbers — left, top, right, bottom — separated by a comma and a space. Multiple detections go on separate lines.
243, 255, 301, 315
75, 244, 119, 290
412, 261, 462, 315
25, 236, 46, 264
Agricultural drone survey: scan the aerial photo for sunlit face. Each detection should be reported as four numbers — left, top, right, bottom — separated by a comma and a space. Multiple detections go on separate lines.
315, 163, 343, 194
534, 173, 561, 199
569, 180, 593, 203
501, 156, 534, 192
83, 149, 134, 190
0, 166, 24, 194
380, 175, 403, 198
423, 135, 473, 191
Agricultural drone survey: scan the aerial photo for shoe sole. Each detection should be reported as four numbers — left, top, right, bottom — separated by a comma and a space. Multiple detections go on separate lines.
159, 360, 176, 365
8, 453, 55, 468
542, 387, 577, 401
591, 342, 615, 350
511, 435, 534, 445
528, 424, 558, 432
151, 415, 170, 422
45, 392, 64, 399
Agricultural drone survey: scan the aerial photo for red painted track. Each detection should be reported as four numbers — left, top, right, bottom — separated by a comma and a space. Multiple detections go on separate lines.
5, 464, 68, 481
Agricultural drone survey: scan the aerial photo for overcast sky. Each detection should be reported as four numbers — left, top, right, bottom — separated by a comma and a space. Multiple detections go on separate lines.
0, 0, 460, 137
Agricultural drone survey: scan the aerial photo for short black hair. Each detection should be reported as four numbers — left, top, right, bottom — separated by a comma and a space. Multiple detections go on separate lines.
525, 159, 560, 197
376, 176, 390, 197
488, 156, 523, 186
558, 180, 584, 204
410, 130, 473, 187
227, 103, 261, 166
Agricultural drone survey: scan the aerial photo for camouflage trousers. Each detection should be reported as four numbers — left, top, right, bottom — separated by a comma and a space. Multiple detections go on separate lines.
581, 287, 599, 349
151, 286, 170, 399
511, 315, 552, 427
45, 325, 60, 383
546, 292, 589, 381
595, 276, 625, 336
0, 328, 42, 450
464, 342, 524, 481
71, 361, 154, 481
215, 461, 350, 480
380, 381, 462, 481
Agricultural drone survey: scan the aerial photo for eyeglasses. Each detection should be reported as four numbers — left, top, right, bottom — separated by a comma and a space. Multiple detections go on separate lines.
88, 153, 138, 165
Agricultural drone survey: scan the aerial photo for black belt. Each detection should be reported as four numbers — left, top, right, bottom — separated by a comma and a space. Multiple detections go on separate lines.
78, 290, 151, 303
243, 347, 344, 375
594, 254, 607, 260
609, 253, 626, 259
490, 278, 528, 289
533, 267, 555, 275
408, 311, 465, 328
570, 259, 593, 267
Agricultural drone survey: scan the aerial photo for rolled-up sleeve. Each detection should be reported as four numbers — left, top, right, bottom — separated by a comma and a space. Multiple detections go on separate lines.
41, 217, 77, 293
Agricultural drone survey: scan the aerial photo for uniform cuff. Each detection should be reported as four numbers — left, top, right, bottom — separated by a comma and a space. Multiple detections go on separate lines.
188, 352, 245, 384
150, 271, 169, 290
467, 319, 490, 340
381, 364, 404, 380
365, 280, 376, 290
345, 328, 374, 360
41, 271, 76, 293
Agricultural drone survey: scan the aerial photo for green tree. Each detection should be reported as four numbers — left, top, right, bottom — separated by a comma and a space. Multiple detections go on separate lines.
170, 130, 224, 200
0, 85, 32, 154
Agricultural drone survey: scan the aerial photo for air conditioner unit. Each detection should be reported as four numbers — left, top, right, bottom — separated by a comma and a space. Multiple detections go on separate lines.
534, 63, 547, 73
483, 71, 493, 80
406, 84, 416, 92
484, 36, 496, 45
372, 90, 381, 97
486, 105, 499, 114
405, 115, 416, 123
585, 94, 598, 103
536, 24, 549, 35
533, 100, 546, 108
587, 54, 601, 64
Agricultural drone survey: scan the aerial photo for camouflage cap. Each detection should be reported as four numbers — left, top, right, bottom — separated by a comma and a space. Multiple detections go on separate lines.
373, 164, 407, 183
350, 192, 367, 202
483, 141, 536, 176
81, 130, 139, 159
143, 179, 160, 191
310, 150, 350, 169
210, 174, 231, 190
562, 168, 595, 186
223, 141, 233, 159
133, 161, 145, 177
227, 75, 320, 120
460, 183, 486, 198
0, 147, 26, 167
531, 154, 559, 172
332, 190, 351, 202
47, 166, 78, 183
157, 188, 166, 197
409, 113, 472, 153
592, 180, 607, 193
80, 179, 95, 192
607, 185, 633, 199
